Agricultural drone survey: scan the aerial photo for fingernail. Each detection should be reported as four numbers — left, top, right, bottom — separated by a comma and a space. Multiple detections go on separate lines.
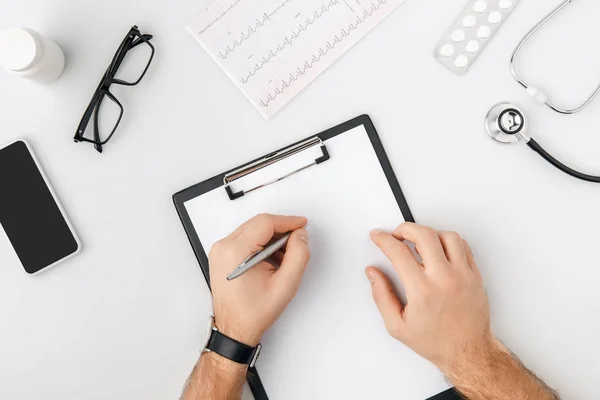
365, 269, 376, 284
297, 229, 308, 244
370, 229, 384, 236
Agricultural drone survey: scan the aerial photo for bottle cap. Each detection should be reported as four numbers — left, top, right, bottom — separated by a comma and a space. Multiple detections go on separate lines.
0, 28, 42, 72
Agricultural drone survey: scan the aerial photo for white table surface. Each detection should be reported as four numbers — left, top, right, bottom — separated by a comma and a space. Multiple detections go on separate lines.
1, 1, 599, 399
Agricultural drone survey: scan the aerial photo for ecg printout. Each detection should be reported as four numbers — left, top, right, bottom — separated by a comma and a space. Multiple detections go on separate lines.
187, 0, 407, 119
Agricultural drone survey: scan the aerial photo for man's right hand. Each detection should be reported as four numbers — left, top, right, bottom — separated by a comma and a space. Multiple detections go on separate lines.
366, 223, 559, 400
366, 223, 491, 374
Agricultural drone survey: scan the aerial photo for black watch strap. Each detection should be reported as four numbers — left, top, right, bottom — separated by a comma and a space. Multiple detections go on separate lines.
207, 330, 262, 367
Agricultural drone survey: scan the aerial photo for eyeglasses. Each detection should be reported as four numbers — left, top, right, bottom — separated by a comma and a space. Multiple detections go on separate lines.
74, 26, 155, 153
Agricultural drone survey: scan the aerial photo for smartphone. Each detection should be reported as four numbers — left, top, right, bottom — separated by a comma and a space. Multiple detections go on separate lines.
0, 140, 80, 274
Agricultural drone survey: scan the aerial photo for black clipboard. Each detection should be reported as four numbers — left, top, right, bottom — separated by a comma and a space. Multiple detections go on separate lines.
173, 115, 460, 400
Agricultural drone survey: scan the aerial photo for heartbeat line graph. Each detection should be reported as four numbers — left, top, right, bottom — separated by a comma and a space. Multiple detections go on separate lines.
218, 0, 295, 60
240, 0, 343, 84
188, 0, 405, 118
259, 0, 389, 108
197, 0, 244, 35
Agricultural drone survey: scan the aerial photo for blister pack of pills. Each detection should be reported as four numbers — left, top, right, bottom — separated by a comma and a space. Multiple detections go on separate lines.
435, 0, 519, 75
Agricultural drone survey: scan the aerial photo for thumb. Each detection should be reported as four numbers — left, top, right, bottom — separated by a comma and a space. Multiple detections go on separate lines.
271, 228, 311, 301
365, 267, 405, 339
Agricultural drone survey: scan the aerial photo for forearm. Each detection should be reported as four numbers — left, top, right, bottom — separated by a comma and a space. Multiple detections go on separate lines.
447, 338, 559, 400
181, 352, 247, 400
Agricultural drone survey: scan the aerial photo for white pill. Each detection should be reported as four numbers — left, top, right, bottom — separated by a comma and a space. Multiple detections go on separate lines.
474, 1, 488, 13
455, 55, 469, 68
488, 11, 502, 24
440, 44, 455, 57
452, 29, 466, 42
477, 25, 491, 39
499, 0, 513, 9
462, 15, 477, 27
465, 40, 480, 53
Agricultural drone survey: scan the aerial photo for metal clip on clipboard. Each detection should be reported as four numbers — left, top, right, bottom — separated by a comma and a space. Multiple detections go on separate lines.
224, 137, 330, 200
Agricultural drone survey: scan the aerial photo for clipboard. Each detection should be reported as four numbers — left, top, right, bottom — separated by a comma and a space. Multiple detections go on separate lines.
173, 115, 460, 400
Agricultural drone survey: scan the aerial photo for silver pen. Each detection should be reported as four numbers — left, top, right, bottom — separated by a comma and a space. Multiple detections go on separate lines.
227, 232, 293, 281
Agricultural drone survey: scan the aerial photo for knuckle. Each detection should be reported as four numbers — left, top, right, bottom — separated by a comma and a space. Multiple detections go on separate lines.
373, 286, 394, 306
394, 243, 413, 256
385, 319, 403, 339
393, 243, 415, 261
422, 227, 439, 241
395, 221, 410, 232
209, 240, 227, 257
296, 247, 311, 265
254, 213, 271, 225
385, 325, 396, 337
445, 231, 461, 241
304, 248, 312, 262
462, 238, 471, 250
372, 288, 385, 304
209, 239, 241, 265
372, 292, 382, 304
394, 222, 412, 236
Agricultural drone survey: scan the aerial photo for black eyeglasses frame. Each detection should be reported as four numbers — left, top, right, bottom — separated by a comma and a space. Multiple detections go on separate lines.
74, 25, 155, 153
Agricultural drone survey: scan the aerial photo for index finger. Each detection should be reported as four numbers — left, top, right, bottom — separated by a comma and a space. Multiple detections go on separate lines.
392, 223, 448, 267
234, 214, 308, 252
370, 229, 424, 285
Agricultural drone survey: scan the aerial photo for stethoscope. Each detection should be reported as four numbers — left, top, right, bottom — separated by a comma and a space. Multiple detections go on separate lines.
486, 103, 600, 183
486, 0, 600, 183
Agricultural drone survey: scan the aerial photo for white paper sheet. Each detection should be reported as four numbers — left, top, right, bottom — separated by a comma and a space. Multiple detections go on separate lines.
187, 0, 407, 118
184, 125, 450, 399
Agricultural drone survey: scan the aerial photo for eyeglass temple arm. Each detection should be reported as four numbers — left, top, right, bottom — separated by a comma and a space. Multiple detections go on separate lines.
92, 96, 104, 153
109, 33, 153, 77
131, 34, 153, 48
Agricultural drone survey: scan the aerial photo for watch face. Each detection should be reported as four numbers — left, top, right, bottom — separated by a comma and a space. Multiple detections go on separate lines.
201, 316, 215, 352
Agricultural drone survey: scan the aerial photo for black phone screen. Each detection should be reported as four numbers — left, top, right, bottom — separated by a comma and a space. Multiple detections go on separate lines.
0, 141, 79, 274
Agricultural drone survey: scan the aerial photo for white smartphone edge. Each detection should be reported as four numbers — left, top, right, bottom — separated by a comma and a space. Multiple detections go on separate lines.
0, 138, 82, 275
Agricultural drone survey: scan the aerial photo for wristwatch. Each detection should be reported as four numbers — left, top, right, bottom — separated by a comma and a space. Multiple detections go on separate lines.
201, 316, 262, 368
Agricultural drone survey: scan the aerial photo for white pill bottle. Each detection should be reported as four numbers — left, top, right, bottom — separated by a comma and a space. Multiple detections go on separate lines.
0, 28, 65, 83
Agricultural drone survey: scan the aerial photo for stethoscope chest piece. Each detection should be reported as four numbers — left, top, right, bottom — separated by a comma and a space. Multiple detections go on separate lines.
485, 103, 529, 144
484, 102, 600, 183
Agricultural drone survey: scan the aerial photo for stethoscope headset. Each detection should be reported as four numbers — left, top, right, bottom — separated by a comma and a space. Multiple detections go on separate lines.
485, 0, 600, 183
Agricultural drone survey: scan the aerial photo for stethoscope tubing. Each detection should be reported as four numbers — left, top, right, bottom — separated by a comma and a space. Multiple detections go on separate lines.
500, 0, 600, 182
510, 0, 600, 115
526, 138, 600, 183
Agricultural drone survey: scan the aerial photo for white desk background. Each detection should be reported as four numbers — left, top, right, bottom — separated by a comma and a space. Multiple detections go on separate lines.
1, 1, 599, 399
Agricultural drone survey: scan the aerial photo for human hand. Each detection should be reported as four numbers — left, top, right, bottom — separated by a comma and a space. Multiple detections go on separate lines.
366, 223, 493, 375
209, 214, 310, 347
